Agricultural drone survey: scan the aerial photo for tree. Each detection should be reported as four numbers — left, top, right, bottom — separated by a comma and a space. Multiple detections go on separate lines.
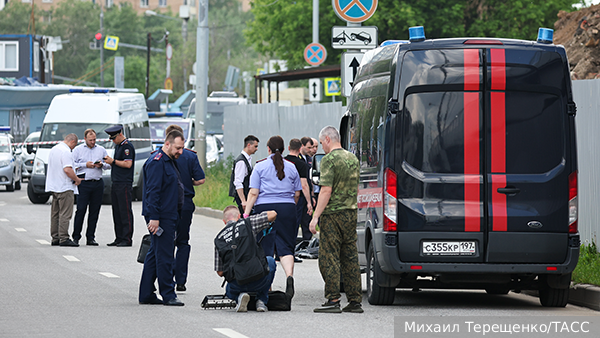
245, 0, 580, 70
0, 2, 41, 35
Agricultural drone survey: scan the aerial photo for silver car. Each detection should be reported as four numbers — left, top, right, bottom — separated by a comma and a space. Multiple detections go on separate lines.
20, 131, 40, 179
0, 133, 23, 191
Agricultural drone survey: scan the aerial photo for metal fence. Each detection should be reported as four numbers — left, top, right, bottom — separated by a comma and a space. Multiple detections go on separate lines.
223, 101, 346, 163
573, 79, 600, 245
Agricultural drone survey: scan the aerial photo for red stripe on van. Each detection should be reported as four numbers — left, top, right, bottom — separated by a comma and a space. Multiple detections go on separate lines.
490, 49, 508, 232
464, 49, 480, 232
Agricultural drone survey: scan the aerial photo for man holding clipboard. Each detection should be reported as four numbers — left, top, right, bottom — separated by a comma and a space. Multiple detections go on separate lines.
72, 129, 110, 246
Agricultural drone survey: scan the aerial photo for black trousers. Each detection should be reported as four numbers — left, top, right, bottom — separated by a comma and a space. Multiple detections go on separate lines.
111, 182, 134, 244
72, 179, 104, 241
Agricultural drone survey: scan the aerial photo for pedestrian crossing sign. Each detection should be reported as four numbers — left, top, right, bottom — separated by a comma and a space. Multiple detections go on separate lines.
324, 77, 342, 96
104, 35, 119, 51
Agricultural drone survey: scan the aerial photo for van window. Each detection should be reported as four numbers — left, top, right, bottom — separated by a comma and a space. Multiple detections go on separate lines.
39, 123, 114, 149
403, 92, 471, 174
124, 121, 151, 150
355, 96, 386, 169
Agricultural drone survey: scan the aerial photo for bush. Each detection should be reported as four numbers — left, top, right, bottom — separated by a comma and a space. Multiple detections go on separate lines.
572, 241, 600, 286
193, 155, 235, 211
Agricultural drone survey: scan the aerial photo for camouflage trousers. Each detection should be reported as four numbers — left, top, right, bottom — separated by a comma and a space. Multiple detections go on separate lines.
318, 209, 362, 302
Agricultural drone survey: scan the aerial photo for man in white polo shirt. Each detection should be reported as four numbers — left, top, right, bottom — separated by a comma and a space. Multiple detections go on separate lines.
46, 133, 82, 247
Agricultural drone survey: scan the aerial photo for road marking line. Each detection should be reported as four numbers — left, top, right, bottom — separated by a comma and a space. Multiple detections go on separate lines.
15, 228, 27, 232
0, 218, 9, 222
63, 255, 80, 262
99, 272, 120, 278
36, 239, 50, 245
20, 196, 28, 199
213, 328, 249, 338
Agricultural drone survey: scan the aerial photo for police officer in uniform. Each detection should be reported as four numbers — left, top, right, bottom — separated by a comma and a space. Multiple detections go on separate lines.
229, 135, 259, 214
165, 124, 206, 292
104, 125, 136, 247
138, 130, 185, 306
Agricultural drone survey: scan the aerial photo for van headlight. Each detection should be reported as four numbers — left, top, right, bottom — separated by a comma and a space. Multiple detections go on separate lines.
33, 158, 45, 175
0, 159, 10, 167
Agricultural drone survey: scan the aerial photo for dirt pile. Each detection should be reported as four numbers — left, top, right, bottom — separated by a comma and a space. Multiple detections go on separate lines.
555, 4, 600, 79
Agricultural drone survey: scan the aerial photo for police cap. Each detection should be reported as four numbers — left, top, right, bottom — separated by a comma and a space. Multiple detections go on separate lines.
105, 125, 123, 139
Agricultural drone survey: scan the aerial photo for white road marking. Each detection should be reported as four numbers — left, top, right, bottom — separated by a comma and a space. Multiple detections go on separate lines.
20, 196, 28, 199
99, 272, 120, 278
213, 328, 249, 338
0, 218, 9, 222
15, 228, 27, 232
63, 255, 80, 262
36, 239, 50, 245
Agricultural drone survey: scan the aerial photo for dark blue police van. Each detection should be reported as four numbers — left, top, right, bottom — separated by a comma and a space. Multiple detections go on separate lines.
340, 27, 579, 307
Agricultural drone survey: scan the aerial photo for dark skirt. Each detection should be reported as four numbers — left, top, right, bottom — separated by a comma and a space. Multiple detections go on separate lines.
255, 202, 297, 257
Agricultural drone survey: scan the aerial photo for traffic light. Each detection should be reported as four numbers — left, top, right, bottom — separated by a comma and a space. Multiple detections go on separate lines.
95, 33, 103, 48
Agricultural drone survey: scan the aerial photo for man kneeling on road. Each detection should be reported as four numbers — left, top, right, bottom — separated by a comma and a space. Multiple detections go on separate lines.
215, 206, 277, 312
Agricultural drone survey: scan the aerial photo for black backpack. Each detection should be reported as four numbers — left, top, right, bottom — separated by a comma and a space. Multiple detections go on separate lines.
214, 218, 269, 285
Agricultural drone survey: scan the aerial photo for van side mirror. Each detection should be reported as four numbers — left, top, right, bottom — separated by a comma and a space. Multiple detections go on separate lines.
311, 153, 325, 186
27, 144, 36, 154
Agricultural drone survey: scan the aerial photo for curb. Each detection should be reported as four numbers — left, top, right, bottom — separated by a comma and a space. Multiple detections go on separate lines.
193, 206, 600, 312
194, 206, 222, 219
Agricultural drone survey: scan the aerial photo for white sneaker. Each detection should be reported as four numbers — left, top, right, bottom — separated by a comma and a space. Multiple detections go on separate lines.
235, 293, 250, 312
256, 299, 268, 312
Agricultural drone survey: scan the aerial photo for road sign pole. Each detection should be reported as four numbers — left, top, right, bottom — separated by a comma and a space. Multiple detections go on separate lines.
100, 7, 104, 87
195, 0, 209, 170
313, 0, 319, 44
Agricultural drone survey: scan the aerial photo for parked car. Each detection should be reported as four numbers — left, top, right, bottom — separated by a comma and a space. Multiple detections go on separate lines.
0, 129, 23, 191
20, 131, 40, 179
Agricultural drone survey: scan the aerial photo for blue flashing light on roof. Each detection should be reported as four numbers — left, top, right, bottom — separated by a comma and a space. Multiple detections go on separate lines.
408, 26, 426, 42
69, 88, 111, 93
148, 112, 184, 117
380, 40, 409, 47
537, 28, 554, 44
0, 126, 10, 132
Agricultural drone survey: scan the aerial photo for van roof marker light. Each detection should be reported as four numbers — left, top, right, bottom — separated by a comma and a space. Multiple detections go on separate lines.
463, 39, 503, 45
69, 88, 111, 93
408, 26, 426, 42
537, 28, 554, 44
380, 40, 409, 47
148, 112, 184, 117
0, 126, 10, 132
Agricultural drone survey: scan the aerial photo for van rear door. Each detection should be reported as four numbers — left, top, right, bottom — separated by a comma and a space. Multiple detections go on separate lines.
485, 48, 571, 263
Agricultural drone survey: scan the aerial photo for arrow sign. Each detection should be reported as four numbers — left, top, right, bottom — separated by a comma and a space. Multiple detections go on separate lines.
308, 78, 322, 102
342, 52, 364, 97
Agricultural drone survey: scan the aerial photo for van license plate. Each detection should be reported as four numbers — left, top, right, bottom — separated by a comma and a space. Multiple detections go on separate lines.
422, 241, 476, 256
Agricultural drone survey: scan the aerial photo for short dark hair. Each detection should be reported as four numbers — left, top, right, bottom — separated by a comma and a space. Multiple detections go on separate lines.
289, 138, 302, 151
244, 135, 259, 148
165, 130, 184, 143
166, 124, 183, 135
301, 136, 313, 146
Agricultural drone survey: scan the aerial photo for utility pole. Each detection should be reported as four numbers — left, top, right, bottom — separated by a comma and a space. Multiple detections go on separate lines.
195, 0, 209, 169
100, 7, 104, 87
146, 33, 151, 98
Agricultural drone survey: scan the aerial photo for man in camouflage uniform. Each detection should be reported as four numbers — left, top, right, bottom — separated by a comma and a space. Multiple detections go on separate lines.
309, 126, 363, 313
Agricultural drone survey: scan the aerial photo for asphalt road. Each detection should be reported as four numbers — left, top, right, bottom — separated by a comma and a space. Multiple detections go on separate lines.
0, 182, 598, 338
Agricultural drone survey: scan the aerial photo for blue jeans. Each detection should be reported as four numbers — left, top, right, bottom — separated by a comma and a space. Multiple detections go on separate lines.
226, 256, 276, 304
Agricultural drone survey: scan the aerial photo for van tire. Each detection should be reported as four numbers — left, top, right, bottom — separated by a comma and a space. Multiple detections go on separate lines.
539, 287, 569, 307
366, 241, 396, 305
6, 179, 14, 192
27, 182, 50, 204
15, 179, 21, 190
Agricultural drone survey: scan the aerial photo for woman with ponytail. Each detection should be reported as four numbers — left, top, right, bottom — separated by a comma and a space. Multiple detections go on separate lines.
244, 136, 302, 293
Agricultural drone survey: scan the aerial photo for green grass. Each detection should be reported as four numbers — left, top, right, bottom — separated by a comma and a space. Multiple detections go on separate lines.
572, 241, 600, 286
193, 155, 235, 211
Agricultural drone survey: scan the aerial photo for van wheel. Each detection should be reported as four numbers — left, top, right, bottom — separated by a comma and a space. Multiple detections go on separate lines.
15, 179, 21, 190
539, 287, 569, 307
366, 240, 395, 305
6, 179, 14, 192
27, 182, 50, 204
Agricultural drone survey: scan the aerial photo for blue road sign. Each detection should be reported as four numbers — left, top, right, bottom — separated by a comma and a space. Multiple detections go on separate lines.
332, 0, 378, 23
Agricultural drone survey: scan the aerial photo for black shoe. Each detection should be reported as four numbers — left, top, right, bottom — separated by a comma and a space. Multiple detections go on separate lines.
314, 300, 342, 313
107, 241, 120, 246
176, 284, 186, 292
294, 256, 303, 263
73, 239, 79, 245
286, 276, 295, 299
164, 298, 185, 306
59, 239, 79, 247
116, 241, 132, 247
342, 301, 364, 313
86, 240, 99, 246
51, 240, 59, 246
139, 297, 163, 305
